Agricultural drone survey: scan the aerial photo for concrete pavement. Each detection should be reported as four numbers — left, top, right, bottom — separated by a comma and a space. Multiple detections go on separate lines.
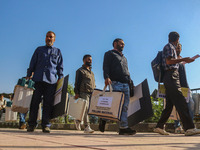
0, 128, 200, 150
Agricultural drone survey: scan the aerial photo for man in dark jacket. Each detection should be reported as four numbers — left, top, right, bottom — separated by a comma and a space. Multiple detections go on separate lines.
99, 38, 136, 135
174, 43, 194, 133
74, 54, 95, 133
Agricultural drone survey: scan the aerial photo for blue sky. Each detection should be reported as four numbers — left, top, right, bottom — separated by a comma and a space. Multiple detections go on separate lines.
0, 0, 200, 94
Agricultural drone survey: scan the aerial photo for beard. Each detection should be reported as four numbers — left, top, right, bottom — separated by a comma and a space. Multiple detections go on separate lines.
117, 45, 124, 52
46, 40, 53, 46
86, 62, 92, 67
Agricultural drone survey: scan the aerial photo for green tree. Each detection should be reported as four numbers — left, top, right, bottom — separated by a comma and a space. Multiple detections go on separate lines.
67, 83, 75, 96
144, 97, 164, 123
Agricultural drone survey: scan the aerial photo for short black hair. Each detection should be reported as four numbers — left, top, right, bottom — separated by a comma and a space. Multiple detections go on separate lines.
112, 38, 123, 47
46, 31, 56, 38
83, 54, 91, 61
168, 32, 180, 42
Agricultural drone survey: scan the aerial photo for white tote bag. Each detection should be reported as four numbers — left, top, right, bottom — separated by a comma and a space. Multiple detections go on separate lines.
88, 85, 124, 121
11, 85, 34, 113
5, 107, 18, 122
67, 97, 87, 121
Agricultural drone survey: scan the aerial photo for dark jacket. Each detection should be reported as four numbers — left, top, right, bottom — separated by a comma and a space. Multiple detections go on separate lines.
103, 50, 131, 83
178, 63, 189, 88
74, 65, 95, 94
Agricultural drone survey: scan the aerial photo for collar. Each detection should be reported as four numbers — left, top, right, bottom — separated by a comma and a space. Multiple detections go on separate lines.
82, 65, 92, 71
45, 45, 54, 48
112, 49, 123, 56
169, 42, 176, 49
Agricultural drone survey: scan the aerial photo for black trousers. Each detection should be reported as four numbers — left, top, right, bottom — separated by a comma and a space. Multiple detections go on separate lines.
28, 82, 56, 128
156, 69, 194, 131
0, 109, 5, 119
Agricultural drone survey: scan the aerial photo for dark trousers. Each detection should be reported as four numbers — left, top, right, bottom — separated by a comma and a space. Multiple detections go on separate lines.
0, 109, 5, 119
156, 70, 194, 131
28, 82, 56, 128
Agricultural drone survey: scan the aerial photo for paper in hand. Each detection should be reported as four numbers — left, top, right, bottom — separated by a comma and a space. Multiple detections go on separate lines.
182, 54, 200, 65
192, 54, 200, 60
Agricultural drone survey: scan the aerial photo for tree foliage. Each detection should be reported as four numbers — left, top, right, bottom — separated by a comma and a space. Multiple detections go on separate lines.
144, 97, 164, 123
67, 83, 75, 96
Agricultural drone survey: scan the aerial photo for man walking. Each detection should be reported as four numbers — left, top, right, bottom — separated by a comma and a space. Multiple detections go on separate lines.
173, 43, 195, 134
26, 31, 63, 133
100, 38, 136, 135
154, 31, 200, 136
74, 54, 95, 133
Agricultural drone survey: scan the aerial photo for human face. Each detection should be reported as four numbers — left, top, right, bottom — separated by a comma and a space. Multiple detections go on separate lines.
175, 38, 179, 47
116, 40, 125, 51
176, 44, 182, 56
45, 32, 55, 46
84, 57, 92, 67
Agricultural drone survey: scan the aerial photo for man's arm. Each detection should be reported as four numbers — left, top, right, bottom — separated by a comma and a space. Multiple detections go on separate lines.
74, 69, 82, 99
26, 49, 38, 79
56, 49, 64, 82
103, 52, 112, 86
0, 100, 6, 109
166, 57, 195, 65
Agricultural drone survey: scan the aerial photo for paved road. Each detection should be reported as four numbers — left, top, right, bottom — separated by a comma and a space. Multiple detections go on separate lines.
0, 128, 200, 150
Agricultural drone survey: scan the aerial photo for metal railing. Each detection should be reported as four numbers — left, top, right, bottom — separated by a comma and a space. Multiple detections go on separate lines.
191, 88, 200, 93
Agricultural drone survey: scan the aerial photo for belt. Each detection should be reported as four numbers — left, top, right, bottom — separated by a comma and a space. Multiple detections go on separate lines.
112, 81, 129, 84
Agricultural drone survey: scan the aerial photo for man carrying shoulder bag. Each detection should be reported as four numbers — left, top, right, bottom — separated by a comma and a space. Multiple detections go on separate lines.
100, 38, 136, 135
74, 54, 96, 133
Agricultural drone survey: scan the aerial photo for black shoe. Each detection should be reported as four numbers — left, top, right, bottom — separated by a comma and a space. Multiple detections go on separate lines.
119, 128, 136, 135
99, 118, 106, 132
27, 126, 35, 132
42, 127, 50, 133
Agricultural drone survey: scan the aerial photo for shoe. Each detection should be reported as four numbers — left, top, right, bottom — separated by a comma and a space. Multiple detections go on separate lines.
119, 128, 136, 135
99, 118, 106, 132
175, 126, 185, 134
27, 126, 35, 132
185, 128, 200, 136
42, 127, 50, 133
154, 128, 169, 135
84, 125, 94, 133
19, 123, 26, 129
74, 120, 81, 131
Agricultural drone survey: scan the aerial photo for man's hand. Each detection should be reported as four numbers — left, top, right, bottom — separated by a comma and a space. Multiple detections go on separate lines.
25, 72, 34, 80
105, 78, 112, 86
74, 94, 79, 99
25, 77, 31, 80
183, 57, 195, 63
166, 56, 195, 65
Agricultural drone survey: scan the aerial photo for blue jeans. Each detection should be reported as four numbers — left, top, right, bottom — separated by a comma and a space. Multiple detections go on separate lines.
111, 81, 130, 128
19, 113, 27, 125
89, 115, 98, 124
174, 93, 194, 128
